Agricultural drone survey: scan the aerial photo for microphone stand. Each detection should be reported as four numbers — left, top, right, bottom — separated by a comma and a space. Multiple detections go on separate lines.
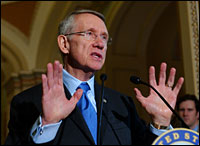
97, 74, 107, 145
130, 76, 189, 129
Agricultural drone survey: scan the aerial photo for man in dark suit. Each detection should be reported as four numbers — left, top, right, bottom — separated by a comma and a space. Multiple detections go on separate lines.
5, 9, 184, 145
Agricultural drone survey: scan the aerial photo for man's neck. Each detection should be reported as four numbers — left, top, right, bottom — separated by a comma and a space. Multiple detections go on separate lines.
64, 65, 94, 81
190, 120, 199, 130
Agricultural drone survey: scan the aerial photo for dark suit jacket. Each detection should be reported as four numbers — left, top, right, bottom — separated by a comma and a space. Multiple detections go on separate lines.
5, 81, 157, 145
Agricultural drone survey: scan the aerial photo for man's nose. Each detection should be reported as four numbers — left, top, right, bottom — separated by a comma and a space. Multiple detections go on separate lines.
183, 110, 188, 116
93, 36, 105, 50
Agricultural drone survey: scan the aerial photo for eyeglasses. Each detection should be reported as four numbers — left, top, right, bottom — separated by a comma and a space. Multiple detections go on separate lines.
64, 31, 112, 45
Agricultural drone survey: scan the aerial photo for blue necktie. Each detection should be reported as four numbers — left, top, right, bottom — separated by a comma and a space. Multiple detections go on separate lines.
77, 82, 97, 144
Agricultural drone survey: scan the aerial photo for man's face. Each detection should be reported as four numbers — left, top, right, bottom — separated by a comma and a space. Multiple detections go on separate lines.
178, 100, 199, 128
66, 13, 108, 73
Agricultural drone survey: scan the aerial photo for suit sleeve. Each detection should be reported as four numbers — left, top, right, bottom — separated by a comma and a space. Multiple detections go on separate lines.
4, 84, 43, 145
5, 95, 33, 145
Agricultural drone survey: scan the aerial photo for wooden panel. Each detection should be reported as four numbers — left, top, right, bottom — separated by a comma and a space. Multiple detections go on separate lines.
1, 1, 37, 37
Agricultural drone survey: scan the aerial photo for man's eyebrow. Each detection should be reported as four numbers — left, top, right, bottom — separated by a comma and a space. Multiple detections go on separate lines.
179, 108, 194, 110
87, 28, 109, 36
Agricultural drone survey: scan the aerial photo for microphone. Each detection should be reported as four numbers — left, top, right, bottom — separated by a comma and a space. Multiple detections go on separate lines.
130, 76, 142, 84
97, 73, 107, 145
100, 73, 107, 81
130, 75, 189, 129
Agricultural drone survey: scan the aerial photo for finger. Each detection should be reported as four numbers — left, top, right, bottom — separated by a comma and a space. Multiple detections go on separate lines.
53, 60, 60, 84
149, 66, 157, 86
47, 63, 54, 88
134, 88, 146, 107
42, 74, 48, 95
70, 89, 83, 105
173, 77, 184, 96
159, 62, 167, 85
166, 67, 176, 88
58, 63, 63, 85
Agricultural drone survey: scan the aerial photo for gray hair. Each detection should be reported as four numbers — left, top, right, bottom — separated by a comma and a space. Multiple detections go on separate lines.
58, 9, 106, 36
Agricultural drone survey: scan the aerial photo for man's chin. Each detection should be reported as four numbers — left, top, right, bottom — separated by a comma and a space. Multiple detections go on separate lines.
89, 64, 104, 72
82, 66, 102, 73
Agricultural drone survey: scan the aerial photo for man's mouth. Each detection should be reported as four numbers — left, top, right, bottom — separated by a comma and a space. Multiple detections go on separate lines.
91, 52, 103, 60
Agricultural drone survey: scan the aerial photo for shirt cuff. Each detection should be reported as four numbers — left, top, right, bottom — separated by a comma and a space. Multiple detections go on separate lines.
30, 115, 62, 144
150, 123, 173, 136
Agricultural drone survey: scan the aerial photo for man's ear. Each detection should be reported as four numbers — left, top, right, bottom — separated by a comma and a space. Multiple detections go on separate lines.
57, 35, 70, 54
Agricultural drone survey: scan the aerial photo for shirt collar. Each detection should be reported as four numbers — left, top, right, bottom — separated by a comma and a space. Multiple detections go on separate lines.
193, 124, 199, 132
62, 69, 94, 96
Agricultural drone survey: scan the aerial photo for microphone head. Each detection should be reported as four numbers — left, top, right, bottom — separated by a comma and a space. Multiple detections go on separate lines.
130, 76, 141, 84
100, 73, 107, 81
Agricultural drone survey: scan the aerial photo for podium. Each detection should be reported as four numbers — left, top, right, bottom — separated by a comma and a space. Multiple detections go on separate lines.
152, 128, 199, 145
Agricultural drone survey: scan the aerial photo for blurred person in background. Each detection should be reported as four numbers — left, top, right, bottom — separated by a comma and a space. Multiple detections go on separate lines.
176, 94, 199, 132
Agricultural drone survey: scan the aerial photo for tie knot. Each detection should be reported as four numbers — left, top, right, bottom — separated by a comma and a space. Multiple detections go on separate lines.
78, 82, 90, 93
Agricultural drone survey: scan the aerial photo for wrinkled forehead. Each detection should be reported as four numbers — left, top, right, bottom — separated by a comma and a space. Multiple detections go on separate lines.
73, 13, 108, 34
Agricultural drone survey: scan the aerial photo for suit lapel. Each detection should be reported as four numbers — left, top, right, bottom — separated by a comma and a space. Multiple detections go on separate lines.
63, 85, 95, 144
62, 82, 125, 144
95, 82, 127, 145
94, 82, 120, 144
